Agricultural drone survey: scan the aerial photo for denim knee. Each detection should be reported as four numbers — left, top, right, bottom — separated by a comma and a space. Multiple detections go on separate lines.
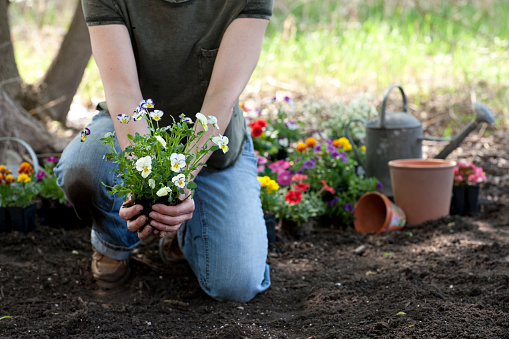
205, 262, 270, 303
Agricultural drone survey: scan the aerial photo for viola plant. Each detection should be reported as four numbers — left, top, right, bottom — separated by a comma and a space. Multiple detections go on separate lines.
0, 162, 40, 208
453, 162, 486, 186
83, 99, 226, 206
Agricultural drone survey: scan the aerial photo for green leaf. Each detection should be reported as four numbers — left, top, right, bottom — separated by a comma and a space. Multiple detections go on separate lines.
186, 181, 197, 189
127, 134, 134, 141
397, 311, 406, 315
0, 316, 12, 320
209, 145, 219, 152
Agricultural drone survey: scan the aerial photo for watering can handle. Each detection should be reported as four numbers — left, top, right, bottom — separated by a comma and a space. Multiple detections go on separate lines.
345, 118, 366, 169
380, 85, 408, 129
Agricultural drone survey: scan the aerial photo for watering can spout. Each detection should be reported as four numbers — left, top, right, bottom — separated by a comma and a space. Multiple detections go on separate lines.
433, 102, 495, 159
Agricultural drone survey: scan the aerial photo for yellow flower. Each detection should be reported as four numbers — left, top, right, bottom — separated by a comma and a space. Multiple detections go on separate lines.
0, 165, 7, 174
296, 143, 307, 152
17, 173, 31, 183
266, 179, 279, 194
5, 174, 15, 184
257, 176, 270, 187
306, 137, 317, 148
334, 137, 352, 151
361, 145, 366, 152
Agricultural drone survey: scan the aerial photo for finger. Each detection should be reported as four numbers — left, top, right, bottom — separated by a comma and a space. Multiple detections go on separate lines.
120, 203, 144, 221
137, 225, 153, 239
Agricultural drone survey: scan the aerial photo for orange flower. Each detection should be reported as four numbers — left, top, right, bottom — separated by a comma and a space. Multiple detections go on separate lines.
18, 162, 33, 175
296, 143, 306, 152
0, 173, 3, 182
239, 101, 247, 112
332, 139, 342, 147
306, 137, 317, 148
5, 174, 15, 184
291, 174, 308, 182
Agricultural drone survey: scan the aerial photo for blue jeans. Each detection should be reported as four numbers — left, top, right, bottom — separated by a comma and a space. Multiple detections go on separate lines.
55, 112, 270, 302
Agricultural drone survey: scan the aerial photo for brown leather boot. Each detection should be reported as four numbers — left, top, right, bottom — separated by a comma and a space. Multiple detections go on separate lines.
159, 231, 186, 264
91, 247, 130, 288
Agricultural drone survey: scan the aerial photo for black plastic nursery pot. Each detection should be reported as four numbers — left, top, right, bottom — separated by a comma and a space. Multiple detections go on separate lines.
0, 207, 10, 233
263, 213, 277, 244
7, 204, 37, 234
451, 185, 480, 217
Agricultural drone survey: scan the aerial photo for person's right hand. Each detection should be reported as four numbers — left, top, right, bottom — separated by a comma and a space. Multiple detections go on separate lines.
120, 198, 154, 239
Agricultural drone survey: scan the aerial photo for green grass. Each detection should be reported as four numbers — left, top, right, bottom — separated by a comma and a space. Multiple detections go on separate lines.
9, 0, 509, 126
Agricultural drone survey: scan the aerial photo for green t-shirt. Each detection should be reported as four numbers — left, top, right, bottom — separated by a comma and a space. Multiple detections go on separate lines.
82, 0, 274, 172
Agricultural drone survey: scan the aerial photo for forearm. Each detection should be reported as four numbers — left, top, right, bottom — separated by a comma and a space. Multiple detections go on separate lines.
191, 18, 269, 179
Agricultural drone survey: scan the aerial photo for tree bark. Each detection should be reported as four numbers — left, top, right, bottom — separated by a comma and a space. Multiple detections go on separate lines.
0, 88, 67, 154
33, 1, 92, 123
0, 0, 23, 100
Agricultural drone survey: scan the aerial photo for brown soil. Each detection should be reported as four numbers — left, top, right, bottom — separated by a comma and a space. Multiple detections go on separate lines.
1, 132, 508, 338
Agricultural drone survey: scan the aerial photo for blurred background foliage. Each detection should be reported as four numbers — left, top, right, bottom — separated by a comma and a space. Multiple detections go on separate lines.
8, 0, 509, 130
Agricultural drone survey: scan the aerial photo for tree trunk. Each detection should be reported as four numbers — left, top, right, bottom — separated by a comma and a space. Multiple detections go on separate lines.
33, 1, 92, 123
0, 87, 67, 154
0, 0, 23, 100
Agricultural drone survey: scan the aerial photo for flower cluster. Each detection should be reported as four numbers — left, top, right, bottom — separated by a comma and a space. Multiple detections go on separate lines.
245, 95, 380, 228
454, 162, 486, 186
84, 99, 227, 204
0, 162, 39, 207
36, 157, 68, 205
258, 176, 280, 213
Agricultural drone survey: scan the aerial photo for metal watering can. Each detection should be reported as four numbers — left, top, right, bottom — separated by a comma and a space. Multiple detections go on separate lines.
346, 85, 496, 196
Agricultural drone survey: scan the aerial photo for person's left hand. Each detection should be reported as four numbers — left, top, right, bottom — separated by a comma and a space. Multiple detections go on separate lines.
148, 192, 195, 238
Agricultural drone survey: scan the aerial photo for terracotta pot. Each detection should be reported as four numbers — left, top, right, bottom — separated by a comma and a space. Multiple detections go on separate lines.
354, 191, 406, 235
389, 158, 456, 225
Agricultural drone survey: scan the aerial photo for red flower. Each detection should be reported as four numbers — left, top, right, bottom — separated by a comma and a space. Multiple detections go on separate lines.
294, 183, 310, 192
251, 125, 263, 138
321, 180, 335, 194
285, 190, 302, 204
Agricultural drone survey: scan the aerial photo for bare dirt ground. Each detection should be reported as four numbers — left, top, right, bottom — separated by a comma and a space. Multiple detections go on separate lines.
0, 127, 508, 338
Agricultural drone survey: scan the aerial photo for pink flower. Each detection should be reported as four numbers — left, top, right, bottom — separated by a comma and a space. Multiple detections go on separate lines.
277, 170, 292, 186
268, 159, 290, 174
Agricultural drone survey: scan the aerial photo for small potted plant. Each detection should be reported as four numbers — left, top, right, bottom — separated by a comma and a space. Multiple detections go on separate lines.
36, 157, 85, 228
0, 162, 40, 233
83, 99, 226, 224
258, 175, 281, 244
451, 162, 486, 216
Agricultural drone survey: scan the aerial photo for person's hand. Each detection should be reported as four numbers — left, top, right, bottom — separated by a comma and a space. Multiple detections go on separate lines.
120, 197, 155, 239
149, 192, 195, 238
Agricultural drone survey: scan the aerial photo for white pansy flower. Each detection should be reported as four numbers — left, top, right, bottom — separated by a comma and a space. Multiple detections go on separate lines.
155, 135, 166, 148
172, 173, 186, 189
207, 115, 219, 130
135, 156, 152, 178
133, 106, 145, 121
146, 98, 155, 108
104, 131, 115, 138
181, 115, 193, 124
156, 186, 172, 197
148, 179, 156, 189
116, 114, 131, 124
195, 112, 208, 131
150, 110, 164, 121
170, 153, 186, 173
212, 134, 229, 154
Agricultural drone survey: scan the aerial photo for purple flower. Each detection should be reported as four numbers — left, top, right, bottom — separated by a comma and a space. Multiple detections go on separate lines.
36, 170, 46, 180
277, 170, 292, 186
339, 152, 348, 163
328, 197, 339, 207
285, 121, 298, 130
295, 168, 305, 175
325, 139, 333, 145
46, 157, 58, 163
331, 150, 340, 158
376, 182, 384, 189
303, 158, 316, 169
314, 145, 322, 152
326, 145, 336, 152
342, 203, 355, 213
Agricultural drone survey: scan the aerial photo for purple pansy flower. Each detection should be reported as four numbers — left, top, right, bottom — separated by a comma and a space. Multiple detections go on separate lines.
328, 197, 340, 207
376, 182, 384, 189
342, 203, 355, 213
46, 156, 58, 163
303, 158, 316, 169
